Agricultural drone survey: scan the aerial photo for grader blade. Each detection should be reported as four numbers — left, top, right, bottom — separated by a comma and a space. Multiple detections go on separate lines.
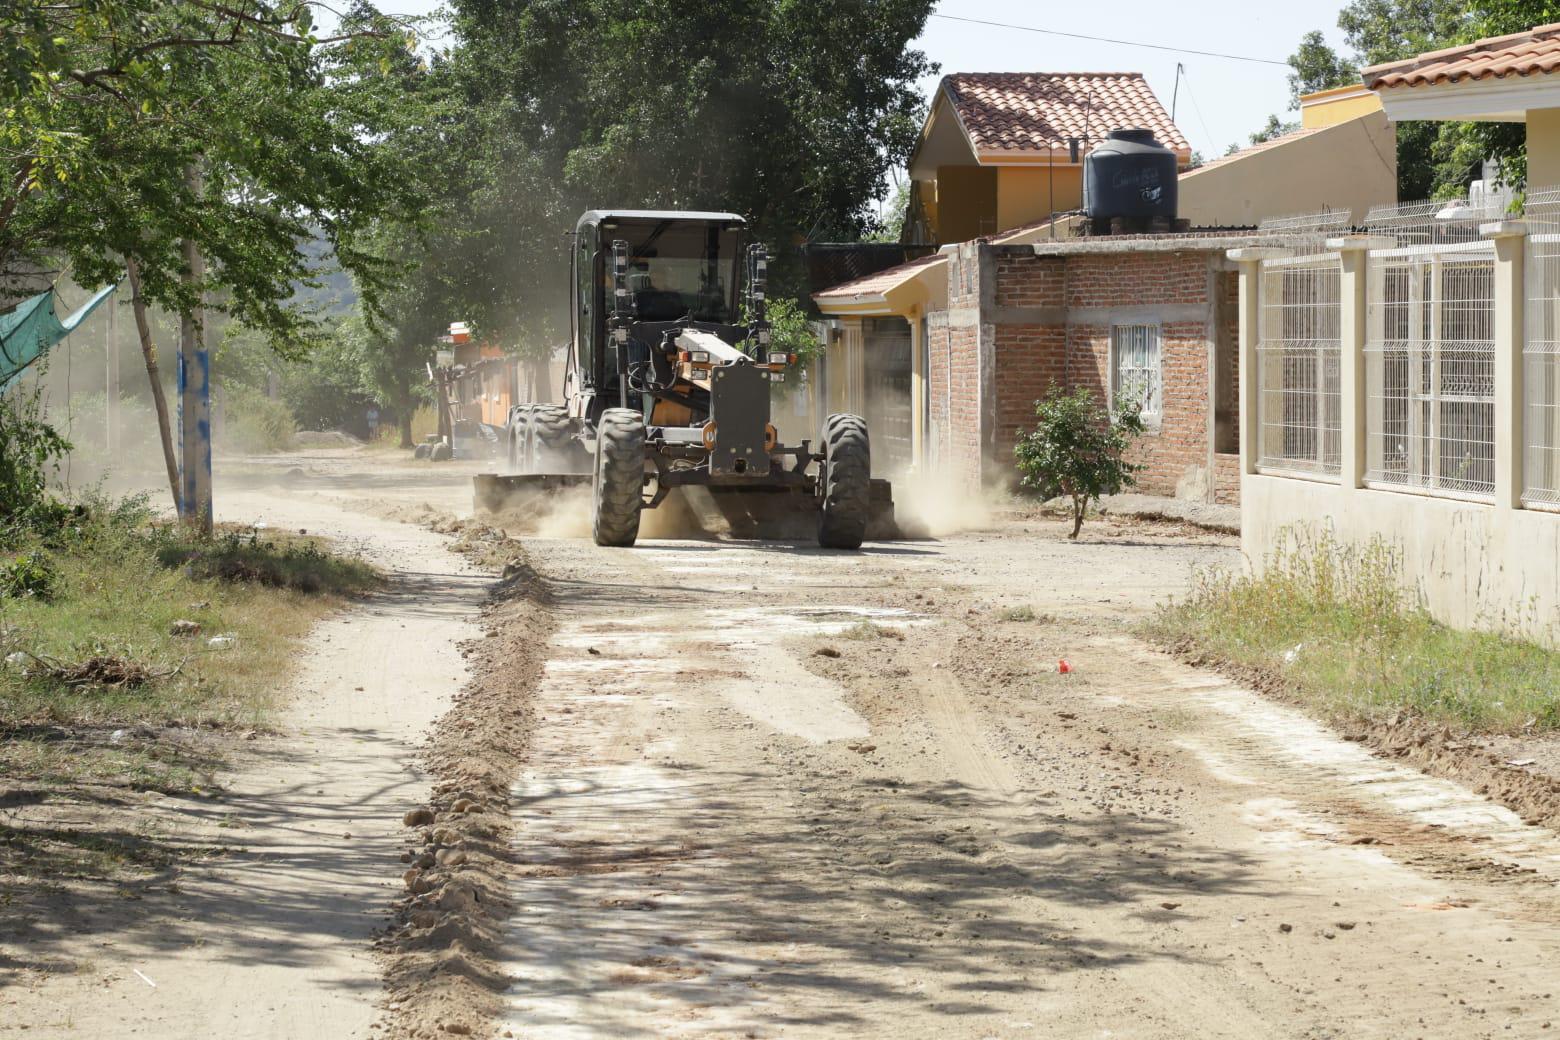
684, 479, 900, 541
473, 472, 590, 515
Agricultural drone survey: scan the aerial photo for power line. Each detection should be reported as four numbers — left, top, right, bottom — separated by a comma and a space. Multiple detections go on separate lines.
927, 13, 1289, 67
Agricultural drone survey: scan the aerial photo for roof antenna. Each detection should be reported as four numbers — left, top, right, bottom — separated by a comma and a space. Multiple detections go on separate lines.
1171, 62, 1184, 122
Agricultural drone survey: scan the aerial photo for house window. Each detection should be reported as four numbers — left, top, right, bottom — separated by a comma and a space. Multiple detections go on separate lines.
1111, 324, 1162, 422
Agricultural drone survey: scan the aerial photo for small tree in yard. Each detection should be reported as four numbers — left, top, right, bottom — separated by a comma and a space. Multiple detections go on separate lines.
1014, 385, 1145, 539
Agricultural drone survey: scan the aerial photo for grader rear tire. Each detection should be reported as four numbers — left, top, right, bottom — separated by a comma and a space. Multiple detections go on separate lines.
508, 405, 534, 472
592, 408, 645, 547
531, 403, 573, 471
817, 413, 870, 550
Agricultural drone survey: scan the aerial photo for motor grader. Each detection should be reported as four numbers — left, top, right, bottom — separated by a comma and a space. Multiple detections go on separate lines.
473, 209, 893, 548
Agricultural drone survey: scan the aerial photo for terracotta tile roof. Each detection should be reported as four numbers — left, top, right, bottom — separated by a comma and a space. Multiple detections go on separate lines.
942, 72, 1190, 155
1181, 125, 1327, 177
1363, 23, 1560, 89
813, 253, 946, 300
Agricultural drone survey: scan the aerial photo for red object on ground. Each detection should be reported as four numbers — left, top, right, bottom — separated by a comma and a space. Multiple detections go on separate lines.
1058, 659, 1072, 674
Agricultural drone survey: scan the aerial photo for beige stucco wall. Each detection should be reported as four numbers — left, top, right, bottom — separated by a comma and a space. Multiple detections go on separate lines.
1180, 110, 1396, 226
1527, 107, 1560, 190
1235, 230, 1559, 645
1241, 477, 1560, 643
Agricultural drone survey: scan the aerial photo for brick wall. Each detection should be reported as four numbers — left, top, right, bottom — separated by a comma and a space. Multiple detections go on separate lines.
928, 243, 1240, 503
1060, 318, 1213, 497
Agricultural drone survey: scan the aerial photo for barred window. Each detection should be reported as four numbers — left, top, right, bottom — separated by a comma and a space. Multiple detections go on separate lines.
1111, 324, 1162, 422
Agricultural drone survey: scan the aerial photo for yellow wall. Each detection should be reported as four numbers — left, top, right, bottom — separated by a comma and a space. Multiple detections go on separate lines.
1528, 108, 1560, 190
933, 165, 997, 243
996, 166, 1083, 232
1180, 109, 1396, 226
1299, 86, 1383, 129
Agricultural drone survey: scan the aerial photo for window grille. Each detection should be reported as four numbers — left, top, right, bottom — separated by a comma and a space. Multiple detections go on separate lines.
1364, 243, 1496, 499
1257, 254, 1341, 475
1111, 324, 1161, 421
1524, 187, 1560, 507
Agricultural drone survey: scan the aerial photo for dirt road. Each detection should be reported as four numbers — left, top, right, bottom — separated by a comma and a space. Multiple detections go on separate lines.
493, 516, 1560, 1038
2, 464, 487, 1039
8, 449, 1560, 1039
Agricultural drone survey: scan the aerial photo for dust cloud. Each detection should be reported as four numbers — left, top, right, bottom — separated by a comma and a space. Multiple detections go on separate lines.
889, 470, 996, 537
489, 485, 716, 541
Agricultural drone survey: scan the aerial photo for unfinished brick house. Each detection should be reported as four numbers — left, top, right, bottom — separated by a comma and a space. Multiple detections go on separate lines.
926, 234, 1269, 503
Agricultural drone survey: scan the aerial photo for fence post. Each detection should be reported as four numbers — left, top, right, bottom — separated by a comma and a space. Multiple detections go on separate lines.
1228, 248, 1291, 478
1331, 237, 1388, 490
1485, 221, 1529, 512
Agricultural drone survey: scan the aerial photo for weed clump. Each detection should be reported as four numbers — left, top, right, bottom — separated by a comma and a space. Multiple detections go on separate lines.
841, 620, 904, 641
1144, 527, 1560, 733
154, 528, 379, 594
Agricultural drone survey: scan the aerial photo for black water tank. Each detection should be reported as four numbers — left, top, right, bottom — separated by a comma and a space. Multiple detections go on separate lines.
1083, 128, 1178, 222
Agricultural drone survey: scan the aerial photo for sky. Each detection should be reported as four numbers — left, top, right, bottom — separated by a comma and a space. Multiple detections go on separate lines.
370, 0, 1355, 162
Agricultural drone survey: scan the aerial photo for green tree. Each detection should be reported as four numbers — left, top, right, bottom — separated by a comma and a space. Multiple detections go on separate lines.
1014, 385, 1145, 540
1250, 114, 1299, 146
3, 2, 434, 503
408, 0, 937, 346
1287, 30, 1359, 106
1264, 0, 1538, 198
0, 388, 69, 531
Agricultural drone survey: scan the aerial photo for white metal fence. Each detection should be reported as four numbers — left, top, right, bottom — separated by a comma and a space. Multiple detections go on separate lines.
1363, 203, 1496, 499
1256, 253, 1342, 475
1524, 188, 1560, 507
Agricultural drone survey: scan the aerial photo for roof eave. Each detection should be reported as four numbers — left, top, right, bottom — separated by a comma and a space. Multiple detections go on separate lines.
1369, 73, 1555, 122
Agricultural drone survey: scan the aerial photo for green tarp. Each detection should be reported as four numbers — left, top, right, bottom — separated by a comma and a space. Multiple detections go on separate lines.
0, 283, 118, 392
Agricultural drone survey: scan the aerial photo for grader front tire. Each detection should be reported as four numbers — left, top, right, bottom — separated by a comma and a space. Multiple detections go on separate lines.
817, 412, 870, 550
592, 408, 646, 547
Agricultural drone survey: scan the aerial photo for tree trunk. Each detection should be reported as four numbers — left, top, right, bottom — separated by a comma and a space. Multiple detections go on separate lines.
1070, 496, 1085, 539
126, 260, 181, 514
399, 410, 413, 449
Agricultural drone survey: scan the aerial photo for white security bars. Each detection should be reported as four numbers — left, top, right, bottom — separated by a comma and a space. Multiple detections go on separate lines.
1110, 324, 1162, 422
1525, 188, 1560, 507
1364, 203, 1497, 499
1256, 254, 1342, 476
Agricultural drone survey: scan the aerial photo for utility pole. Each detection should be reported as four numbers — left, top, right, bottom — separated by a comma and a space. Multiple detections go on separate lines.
177, 163, 212, 535
105, 289, 119, 458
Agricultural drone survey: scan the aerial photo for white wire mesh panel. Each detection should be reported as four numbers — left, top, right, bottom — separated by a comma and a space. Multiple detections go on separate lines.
1364, 200, 1492, 248
1524, 187, 1560, 506
1256, 209, 1353, 238
1365, 243, 1496, 499
1256, 254, 1342, 476
1111, 324, 1161, 421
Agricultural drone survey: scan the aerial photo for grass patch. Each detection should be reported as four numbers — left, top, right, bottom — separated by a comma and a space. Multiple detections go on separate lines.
155, 527, 379, 594
0, 498, 380, 797
1142, 528, 1560, 734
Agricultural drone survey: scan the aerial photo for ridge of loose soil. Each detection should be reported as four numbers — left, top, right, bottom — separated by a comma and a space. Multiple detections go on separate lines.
377, 538, 553, 1040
